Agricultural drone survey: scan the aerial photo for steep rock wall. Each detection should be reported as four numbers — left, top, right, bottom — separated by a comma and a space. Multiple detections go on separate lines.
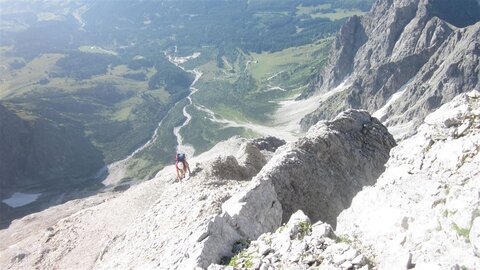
257, 110, 395, 227
300, 0, 479, 138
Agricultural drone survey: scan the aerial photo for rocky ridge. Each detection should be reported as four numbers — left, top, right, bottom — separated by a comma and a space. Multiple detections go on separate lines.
207, 91, 480, 270
301, 0, 480, 139
1, 110, 394, 270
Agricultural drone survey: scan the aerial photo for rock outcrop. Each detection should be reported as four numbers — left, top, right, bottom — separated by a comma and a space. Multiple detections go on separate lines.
209, 210, 369, 270
207, 142, 267, 180
251, 136, 286, 153
254, 110, 395, 227
301, 0, 480, 139
336, 91, 480, 269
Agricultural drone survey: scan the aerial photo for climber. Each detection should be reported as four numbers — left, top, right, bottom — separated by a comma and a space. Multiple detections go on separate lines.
175, 152, 191, 180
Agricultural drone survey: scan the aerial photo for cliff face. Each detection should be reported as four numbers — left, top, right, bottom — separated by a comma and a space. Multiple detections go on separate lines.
301, 0, 480, 138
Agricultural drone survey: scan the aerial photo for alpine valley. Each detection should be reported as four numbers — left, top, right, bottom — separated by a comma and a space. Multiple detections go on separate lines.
0, 0, 479, 269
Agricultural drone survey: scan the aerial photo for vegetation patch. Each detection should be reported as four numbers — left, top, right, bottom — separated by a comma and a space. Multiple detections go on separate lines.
79, 46, 118, 56
452, 223, 471, 242
311, 8, 365, 20
333, 234, 353, 244
228, 250, 254, 268
298, 221, 312, 239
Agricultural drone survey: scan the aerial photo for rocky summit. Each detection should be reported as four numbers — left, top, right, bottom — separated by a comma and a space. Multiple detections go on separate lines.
301, 0, 480, 140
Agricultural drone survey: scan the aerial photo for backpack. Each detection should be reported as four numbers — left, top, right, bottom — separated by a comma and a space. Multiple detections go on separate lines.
176, 153, 186, 162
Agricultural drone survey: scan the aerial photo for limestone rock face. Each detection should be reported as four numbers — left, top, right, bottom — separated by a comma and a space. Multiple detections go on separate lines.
384, 22, 480, 137
207, 142, 267, 180
471, 217, 480, 257
317, 15, 367, 92
336, 91, 480, 269
251, 136, 286, 153
209, 210, 369, 270
265, 110, 395, 227
301, 0, 480, 138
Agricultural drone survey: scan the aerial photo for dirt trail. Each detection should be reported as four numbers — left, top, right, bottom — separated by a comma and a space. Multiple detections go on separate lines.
195, 104, 298, 141
193, 77, 353, 142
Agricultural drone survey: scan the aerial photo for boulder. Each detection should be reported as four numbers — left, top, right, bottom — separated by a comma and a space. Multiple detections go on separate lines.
251, 136, 286, 152
207, 142, 267, 180
266, 110, 396, 227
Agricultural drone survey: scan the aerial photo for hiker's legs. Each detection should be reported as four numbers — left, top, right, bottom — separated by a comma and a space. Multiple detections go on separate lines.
184, 161, 191, 174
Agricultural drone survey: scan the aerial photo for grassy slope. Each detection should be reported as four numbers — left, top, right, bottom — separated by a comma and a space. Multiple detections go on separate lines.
0, 50, 176, 167
296, 3, 366, 20
250, 38, 333, 92
313, 9, 365, 20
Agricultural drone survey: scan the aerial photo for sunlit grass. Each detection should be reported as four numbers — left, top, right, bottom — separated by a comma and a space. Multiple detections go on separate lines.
249, 38, 333, 83
296, 3, 331, 16
0, 53, 65, 99
79, 46, 118, 56
312, 9, 365, 20
296, 3, 365, 20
